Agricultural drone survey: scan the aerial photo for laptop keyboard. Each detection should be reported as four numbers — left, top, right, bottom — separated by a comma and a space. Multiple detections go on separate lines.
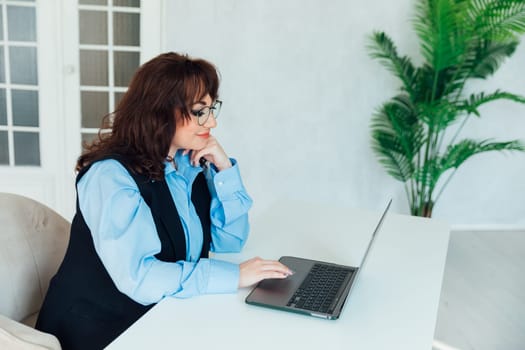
286, 263, 353, 314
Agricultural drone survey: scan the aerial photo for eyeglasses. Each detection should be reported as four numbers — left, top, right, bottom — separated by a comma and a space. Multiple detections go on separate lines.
190, 100, 222, 126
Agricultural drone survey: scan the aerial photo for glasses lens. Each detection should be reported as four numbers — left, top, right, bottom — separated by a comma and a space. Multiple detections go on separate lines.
196, 101, 222, 125
197, 107, 210, 125
212, 100, 222, 119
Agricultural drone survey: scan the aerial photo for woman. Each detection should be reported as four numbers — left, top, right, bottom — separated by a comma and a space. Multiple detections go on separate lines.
36, 52, 292, 349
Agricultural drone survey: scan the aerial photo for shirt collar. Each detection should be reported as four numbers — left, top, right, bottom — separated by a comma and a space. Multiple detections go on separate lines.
164, 150, 203, 181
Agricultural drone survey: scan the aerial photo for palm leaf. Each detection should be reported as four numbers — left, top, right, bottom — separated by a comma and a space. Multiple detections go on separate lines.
469, 40, 519, 78
469, 0, 525, 41
371, 118, 414, 182
425, 139, 525, 190
458, 90, 525, 116
372, 95, 426, 158
371, 144, 414, 182
367, 31, 417, 97
414, 0, 468, 71
371, 95, 425, 181
440, 138, 525, 171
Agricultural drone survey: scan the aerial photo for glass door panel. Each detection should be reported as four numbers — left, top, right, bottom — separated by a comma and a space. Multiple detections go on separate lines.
0, 0, 39, 166
78, 0, 140, 148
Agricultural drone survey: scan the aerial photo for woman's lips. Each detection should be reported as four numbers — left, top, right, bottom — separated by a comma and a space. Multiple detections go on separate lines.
197, 132, 210, 138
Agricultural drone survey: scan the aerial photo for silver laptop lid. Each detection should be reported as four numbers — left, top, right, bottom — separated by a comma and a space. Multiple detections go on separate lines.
358, 199, 392, 268
343, 199, 392, 301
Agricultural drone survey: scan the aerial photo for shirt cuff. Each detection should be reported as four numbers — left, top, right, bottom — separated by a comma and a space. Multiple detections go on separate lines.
207, 159, 246, 201
206, 259, 240, 294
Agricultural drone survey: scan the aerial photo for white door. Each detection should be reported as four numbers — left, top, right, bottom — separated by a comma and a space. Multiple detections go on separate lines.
0, 0, 162, 220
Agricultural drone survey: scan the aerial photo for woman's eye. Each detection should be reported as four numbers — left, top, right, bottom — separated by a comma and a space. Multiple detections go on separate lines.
191, 110, 205, 117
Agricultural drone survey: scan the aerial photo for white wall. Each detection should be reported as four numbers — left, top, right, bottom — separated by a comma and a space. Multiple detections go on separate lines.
163, 0, 525, 227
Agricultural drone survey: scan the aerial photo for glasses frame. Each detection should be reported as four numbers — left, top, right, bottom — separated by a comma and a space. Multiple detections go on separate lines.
190, 100, 222, 126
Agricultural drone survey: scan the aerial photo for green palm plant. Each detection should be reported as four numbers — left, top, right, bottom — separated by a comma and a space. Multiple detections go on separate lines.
368, 0, 525, 217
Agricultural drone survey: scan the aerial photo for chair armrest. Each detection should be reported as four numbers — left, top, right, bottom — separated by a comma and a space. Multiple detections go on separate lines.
0, 314, 61, 350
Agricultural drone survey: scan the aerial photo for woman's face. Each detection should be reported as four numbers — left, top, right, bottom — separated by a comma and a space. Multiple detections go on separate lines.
171, 94, 217, 153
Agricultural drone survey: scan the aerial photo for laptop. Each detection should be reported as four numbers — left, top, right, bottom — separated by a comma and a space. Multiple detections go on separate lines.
245, 199, 392, 320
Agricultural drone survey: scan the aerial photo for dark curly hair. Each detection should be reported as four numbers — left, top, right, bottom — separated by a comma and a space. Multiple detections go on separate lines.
76, 52, 220, 180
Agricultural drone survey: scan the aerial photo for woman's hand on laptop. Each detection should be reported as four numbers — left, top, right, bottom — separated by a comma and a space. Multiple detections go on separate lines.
238, 257, 294, 288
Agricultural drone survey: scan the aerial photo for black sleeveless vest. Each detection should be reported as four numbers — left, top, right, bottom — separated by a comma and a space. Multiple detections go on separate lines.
36, 156, 212, 349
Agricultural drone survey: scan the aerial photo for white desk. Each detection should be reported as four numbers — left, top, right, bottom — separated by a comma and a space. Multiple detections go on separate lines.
107, 201, 450, 350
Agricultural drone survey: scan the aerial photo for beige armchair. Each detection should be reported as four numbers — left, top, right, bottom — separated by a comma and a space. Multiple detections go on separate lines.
0, 193, 70, 349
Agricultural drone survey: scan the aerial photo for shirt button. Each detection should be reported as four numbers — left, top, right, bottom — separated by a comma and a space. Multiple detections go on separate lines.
218, 181, 224, 186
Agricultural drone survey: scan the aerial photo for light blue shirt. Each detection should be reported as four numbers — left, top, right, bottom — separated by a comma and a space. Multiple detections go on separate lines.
77, 151, 253, 305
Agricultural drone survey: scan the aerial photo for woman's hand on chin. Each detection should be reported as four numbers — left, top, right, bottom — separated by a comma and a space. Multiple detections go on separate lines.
184, 136, 233, 171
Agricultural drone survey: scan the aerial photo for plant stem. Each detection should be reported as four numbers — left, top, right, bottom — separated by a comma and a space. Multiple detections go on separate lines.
411, 177, 417, 214
403, 181, 412, 214
420, 65, 441, 216
433, 167, 459, 204
449, 113, 470, 146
